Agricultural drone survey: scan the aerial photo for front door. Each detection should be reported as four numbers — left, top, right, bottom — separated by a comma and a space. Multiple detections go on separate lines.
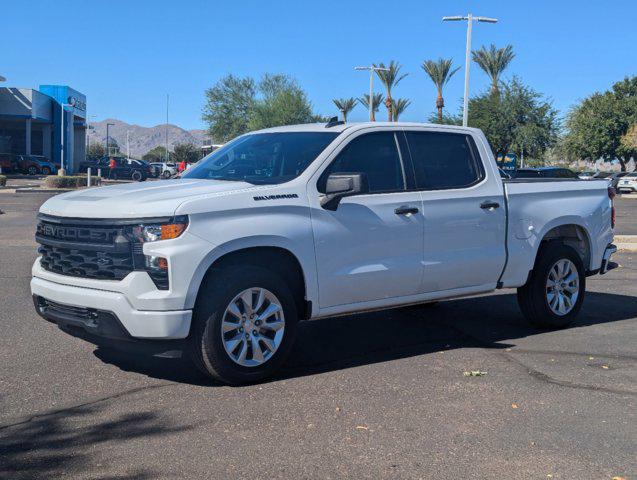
310, 130, 424, 309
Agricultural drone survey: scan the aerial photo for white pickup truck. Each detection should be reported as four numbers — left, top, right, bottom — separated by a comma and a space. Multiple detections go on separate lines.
31, 121, 618, 384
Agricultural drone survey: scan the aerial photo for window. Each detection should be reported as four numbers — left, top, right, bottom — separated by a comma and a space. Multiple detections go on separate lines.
184, 132, 339, 185
405, 131, 483, 190
318, 132, 405, 193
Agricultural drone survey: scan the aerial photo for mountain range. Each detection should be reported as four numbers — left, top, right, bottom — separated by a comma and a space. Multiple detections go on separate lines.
87, 119, 209, 158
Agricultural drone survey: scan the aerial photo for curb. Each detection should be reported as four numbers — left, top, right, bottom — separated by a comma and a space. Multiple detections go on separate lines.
615, 235, 637, 252
15, 188, 74, 194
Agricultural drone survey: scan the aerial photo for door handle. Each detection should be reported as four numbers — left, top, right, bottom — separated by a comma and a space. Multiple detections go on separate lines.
480, 201, 500, 210
395, 206, 419, 215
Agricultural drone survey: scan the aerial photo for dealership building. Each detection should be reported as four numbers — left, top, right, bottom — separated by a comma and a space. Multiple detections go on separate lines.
0, 85, 87, 172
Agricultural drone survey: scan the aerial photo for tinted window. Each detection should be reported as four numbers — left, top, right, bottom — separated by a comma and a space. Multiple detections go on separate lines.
185, 132, 339, 185
514, 169, 541, 178
405, 131, 483, 190
318, 132, 404, 193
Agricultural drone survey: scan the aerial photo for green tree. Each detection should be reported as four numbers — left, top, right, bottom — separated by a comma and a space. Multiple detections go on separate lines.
202, 74, 256, 143
332, 97, 357, 122
87, 142, 105, 161
374, 61, 408, 121
468, 77, 559, 160
421, 58, 460, 123
142, 146, 170, 163
357, 93, 384, 121
247, 74, 316, 130
564, 76, 637, 171
471, 44, 515, 94
172, 143, 200, 164
391, 98, 411, 121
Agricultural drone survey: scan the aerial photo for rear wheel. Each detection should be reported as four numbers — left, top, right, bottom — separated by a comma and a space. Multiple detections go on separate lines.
188, 265, 298, 384
162, 170, 172, 179
517, 242, 585, 328
27, 166, 38, 175
41, 166, 51, 175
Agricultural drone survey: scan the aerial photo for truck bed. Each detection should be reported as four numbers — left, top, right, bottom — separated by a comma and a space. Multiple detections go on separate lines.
499, 179, 613, 288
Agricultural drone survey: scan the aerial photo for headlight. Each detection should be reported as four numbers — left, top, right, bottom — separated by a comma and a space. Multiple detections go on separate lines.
131, 216, 188, 243
127, 216, 188, 290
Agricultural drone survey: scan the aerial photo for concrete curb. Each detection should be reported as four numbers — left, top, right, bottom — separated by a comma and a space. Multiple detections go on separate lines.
14, 188, 74, 194
615, 235, 637, 252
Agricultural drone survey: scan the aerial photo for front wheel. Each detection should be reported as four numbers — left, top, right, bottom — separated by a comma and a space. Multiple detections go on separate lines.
41, 166, 51, 175
131, 170, 143, 182
517, 242, 585, 328
188, 265, 298, 385
162, 170, 172, 179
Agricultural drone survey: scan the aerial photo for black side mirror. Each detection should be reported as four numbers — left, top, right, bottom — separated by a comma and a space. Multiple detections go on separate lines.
320, 173, 368, 210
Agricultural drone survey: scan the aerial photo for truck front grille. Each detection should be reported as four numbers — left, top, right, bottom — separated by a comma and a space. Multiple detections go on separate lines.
38, 244, 134, 280
36, 216, 135, 281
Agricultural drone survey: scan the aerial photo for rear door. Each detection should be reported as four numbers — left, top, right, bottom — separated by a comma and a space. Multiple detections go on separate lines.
402, 129, 506, 292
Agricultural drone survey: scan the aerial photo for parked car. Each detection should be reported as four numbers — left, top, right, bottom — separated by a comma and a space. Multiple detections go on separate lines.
513, 167, 579, 179
150, 162, 177, 179
617, 172, 637, 193
79, 157, 150, 181
578, 171, 596, 180
604, 172, 630, 190
15, 155, 57, 175
31, 122, 617, 385
0, 153, 15, 173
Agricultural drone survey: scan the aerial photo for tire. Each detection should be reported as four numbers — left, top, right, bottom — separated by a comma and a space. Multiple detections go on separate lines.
162, 170, 172, 179
28, 166, 38, 175
517, 242, 586, 329
41, 166, 51, 175
131, 170, 143, 182
188, 265, 299, 385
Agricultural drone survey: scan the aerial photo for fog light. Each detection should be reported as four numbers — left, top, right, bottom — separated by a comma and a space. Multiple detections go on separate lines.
146, 255, 168, 270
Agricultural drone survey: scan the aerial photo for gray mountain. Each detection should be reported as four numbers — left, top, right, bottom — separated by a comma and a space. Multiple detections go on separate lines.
87, 119, 209, 158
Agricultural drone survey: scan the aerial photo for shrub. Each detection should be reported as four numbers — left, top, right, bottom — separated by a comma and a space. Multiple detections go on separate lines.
0, 175, 6, 187
44, 175, 101, 189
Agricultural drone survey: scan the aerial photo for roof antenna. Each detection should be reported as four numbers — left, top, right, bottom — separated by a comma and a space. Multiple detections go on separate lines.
325, 116, 345, 128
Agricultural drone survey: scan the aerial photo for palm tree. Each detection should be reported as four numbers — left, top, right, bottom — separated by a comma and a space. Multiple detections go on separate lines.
421, 58, 460, 123
391, 98, 411, 121
374, 61, 408, 121
332, 97, 357, 122
357, 93, 384, 121
471, 44, 515, 94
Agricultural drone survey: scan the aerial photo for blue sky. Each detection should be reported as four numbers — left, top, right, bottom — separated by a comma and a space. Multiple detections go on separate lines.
3, 0, 635, 131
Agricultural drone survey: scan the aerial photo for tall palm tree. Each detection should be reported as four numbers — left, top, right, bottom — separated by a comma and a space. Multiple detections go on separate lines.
421, 58, 460, 123
358, 93, 384, 121
471, 44, 515, 94
374, 61, 408, 121
332, 97, 357, 122
391, 98, 411, 121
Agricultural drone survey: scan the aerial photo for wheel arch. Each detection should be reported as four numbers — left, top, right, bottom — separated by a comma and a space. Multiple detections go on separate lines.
534, 221, 592, 274
188, 242, 312, 320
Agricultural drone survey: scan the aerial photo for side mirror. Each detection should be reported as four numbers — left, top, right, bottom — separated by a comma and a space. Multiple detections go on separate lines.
320, 173, 368, 210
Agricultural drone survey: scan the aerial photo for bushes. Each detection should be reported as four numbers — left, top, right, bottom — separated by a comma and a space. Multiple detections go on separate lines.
44, 175, 101, 189
0, 175, 6, 187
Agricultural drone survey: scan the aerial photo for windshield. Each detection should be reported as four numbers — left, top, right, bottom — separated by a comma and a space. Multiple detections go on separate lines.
183, 131, 339, 184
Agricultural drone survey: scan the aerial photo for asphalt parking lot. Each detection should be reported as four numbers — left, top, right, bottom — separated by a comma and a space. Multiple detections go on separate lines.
0, 191, 635, 479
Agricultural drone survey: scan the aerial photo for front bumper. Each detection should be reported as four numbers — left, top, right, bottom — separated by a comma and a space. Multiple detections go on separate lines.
31, 276, 192, 339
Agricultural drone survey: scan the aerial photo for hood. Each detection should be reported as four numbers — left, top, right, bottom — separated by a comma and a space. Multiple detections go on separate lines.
39, 179, 259, 218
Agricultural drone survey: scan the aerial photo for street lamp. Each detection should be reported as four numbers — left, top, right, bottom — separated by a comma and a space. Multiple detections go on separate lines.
442, 13, 498, 127
106, 122, 115, 158
354, 65, 390, 121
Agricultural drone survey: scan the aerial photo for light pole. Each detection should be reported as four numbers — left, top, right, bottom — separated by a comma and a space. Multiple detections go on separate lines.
354, 65, 390, 121
126, 130, 130, 161
442, 13, 498, 126
106, 122, 115, 158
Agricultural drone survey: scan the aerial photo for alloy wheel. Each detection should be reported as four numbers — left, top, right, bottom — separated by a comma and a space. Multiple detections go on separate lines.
545, 259, 579, 316
220, 287, 285, 367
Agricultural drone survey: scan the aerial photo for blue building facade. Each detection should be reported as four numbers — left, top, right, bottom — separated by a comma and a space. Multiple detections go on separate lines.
0, 85, 87, 172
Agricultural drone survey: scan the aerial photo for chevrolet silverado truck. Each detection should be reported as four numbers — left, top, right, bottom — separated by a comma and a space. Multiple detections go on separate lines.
31, 122, 618, 384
